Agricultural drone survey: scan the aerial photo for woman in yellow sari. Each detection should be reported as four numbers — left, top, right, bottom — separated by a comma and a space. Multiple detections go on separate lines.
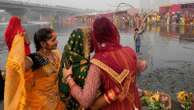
4, 28, 65, 110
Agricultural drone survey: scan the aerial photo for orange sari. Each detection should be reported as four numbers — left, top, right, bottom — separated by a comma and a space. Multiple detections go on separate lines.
24, 51, 65, 110
4, 34, 65, 110
4, 34, 26, 110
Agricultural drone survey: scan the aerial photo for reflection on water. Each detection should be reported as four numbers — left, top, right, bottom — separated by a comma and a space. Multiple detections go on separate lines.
146, 24, 194, 39
0, 23, 194, 103
136, 25, 194, 108
0, 23, 194, 69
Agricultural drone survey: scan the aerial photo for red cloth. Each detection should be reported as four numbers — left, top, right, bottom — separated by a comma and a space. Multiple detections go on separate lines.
192, 102, 194, 110
92, 17, 141, 110
4, 16, 30, 55
169, 4, 181, 13
92, 17, 121, 52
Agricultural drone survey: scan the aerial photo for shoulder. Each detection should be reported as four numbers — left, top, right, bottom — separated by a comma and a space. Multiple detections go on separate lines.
52, 49, 62, 59
122, 47, 137, 58
88, 63, 102, 77
90, 63, 100, 70
25, 56, 33, 71
27, 53, 49, 71
25, 56, 33, 65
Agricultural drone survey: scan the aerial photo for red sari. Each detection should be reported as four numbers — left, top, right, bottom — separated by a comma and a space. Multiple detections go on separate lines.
4, 16, 30, 55
92, 17, 141, 110
93, 46, 141, 110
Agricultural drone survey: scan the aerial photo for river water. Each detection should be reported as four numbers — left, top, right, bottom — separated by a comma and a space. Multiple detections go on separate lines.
0, 23, 194, 109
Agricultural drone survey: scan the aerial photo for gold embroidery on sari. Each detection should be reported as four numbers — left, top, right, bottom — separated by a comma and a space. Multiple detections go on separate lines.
83, 28, 90, 59
91, 59, 130, 84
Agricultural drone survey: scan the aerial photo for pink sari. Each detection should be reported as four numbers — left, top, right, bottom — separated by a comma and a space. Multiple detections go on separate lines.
92, 17, 141, 110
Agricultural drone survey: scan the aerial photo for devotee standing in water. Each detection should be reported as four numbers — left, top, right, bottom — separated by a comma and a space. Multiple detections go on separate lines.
134, 23, 145, 54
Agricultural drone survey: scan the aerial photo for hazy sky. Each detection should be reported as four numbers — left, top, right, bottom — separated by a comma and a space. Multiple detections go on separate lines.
14, 0, 194, 10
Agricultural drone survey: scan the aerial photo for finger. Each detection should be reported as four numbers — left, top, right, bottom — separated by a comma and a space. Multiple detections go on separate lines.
64, 66, 72, 76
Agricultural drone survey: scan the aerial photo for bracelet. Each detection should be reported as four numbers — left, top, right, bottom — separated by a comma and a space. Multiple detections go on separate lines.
63, 74, 72, 83
65, 74, 72, 80
104, 94, 111, 104
107, 89, 116, 101
66, 75, 73, 83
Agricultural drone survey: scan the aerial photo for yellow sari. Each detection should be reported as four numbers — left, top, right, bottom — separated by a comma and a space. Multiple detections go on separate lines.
4, 34, 26, 110
5, 34, 65, 110
25, 52, 65, 110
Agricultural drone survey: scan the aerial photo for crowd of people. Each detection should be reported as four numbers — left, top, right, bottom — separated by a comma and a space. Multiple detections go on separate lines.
1, 15, 193, 110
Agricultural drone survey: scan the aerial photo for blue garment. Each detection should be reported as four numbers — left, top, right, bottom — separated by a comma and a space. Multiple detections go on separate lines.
135, 33, 141, 53
135, 35, 141, 46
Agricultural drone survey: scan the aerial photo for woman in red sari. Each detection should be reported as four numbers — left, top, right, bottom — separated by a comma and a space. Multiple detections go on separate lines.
4, 16, 31, 55
64, 17, 142, 110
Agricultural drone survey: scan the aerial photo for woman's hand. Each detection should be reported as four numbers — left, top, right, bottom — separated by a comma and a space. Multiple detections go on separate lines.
63, 66, 76, 88
63, 66, 72, 79
137, 60, 147, 73
17, 32, 24, 36
63, 66, 74, 84
90, 95, 108, 110
23, 32, 31, 45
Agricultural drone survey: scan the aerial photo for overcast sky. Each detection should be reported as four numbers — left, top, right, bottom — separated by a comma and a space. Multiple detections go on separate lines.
14, 0, 194, 11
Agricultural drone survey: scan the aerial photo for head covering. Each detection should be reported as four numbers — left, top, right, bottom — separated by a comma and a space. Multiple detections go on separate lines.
92, 17, 141, 109
92, 17, 121, 52
4, 16, 25, 50
66, 28, 90, 61
4, 16, 30, 55
58, 28, 91, 109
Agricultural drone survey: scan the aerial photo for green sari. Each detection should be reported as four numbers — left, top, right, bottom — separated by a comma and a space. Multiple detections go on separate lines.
58, 28, 91, 110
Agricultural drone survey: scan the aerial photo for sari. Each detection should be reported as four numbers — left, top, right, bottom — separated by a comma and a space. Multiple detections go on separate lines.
4, 33, 65, 110
4, 34, 26, 110
4, 16, 31, 55
58, 28, 91, 110
24, 50, 65, 110
91, 17, 141, 110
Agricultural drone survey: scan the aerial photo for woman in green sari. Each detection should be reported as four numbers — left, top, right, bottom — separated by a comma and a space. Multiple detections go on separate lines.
58, 28, 92, 110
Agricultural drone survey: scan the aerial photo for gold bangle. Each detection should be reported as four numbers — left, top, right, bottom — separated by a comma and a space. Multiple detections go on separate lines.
63, 74, 72, 83
66, 75, 72, 83
107, 89, 116, 101
104, 94, 111, 104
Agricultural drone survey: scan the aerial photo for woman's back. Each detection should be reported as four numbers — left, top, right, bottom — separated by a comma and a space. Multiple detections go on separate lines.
93, 47, 141, 110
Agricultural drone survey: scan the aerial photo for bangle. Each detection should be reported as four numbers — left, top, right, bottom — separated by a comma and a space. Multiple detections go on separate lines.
66, 75, 72, 83
63, 74, 72, 83
107, 89, 116, 101
104, 94, 111, 104
65, 74, 72, 80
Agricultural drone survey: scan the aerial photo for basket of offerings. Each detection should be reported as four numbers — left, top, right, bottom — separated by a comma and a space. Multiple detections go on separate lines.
176, 91, 193, 110
141, 90, 172, 110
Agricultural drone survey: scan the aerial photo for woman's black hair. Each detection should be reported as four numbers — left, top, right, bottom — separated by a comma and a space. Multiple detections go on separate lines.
34, 28, 54, 51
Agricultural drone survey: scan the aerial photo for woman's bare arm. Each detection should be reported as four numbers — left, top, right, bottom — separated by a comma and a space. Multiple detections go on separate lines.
23, 32, 31, 45
25, 56, 33, 71
90, 95, 108, 110
65, 64, 101, 108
